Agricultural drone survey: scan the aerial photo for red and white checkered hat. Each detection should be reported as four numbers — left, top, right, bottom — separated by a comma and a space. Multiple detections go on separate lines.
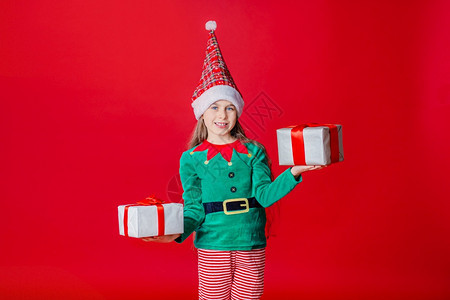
191, 20, 244, 120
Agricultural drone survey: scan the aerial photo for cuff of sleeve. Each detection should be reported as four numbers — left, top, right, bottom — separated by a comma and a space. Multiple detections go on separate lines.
287, 167, 303, 184
175, 231, 191, 244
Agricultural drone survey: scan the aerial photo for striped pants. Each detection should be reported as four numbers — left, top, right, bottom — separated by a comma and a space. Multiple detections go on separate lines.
197, 248, 266, 300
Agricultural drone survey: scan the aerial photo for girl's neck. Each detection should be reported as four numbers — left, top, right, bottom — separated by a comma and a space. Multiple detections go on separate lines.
206, 135, 237, 145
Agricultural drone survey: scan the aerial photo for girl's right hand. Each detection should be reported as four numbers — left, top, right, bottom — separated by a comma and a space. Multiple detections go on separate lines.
141, 234, 181, 243
290, 165, 326, 180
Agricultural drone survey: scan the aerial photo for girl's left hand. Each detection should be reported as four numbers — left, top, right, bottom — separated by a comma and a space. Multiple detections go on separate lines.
290, 165, 326, 178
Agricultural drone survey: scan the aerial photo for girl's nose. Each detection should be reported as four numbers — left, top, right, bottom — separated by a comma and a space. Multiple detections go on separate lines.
217, 108, 226, 119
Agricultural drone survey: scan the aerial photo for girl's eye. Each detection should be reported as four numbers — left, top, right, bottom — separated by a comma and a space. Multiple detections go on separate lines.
210, 106, 218, 110
227, 107, 235, 111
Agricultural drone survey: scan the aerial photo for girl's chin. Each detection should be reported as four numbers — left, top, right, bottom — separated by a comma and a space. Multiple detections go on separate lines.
208, 126, 229, 133
208, 129, 232, 137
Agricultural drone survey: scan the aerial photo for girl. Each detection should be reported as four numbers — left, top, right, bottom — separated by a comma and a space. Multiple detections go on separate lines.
143, 21, 324, 300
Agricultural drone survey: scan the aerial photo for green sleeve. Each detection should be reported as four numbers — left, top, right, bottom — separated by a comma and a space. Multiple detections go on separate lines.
175, 151, 205, 243
251, 146, 302, 208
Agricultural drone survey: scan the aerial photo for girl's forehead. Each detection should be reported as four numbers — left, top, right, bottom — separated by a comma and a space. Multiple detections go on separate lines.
212, 100, 235, 106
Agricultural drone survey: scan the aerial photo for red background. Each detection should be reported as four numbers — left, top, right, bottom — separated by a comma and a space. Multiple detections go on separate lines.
1, 1, 449, 299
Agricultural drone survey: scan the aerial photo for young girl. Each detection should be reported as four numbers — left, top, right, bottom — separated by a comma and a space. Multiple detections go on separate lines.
143, 21, 324, 300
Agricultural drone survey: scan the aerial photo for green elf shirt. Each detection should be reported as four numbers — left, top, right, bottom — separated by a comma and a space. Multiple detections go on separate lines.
176, 139, 302, 250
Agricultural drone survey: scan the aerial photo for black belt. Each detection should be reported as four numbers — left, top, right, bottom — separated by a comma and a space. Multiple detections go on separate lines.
203, 197, 262, 215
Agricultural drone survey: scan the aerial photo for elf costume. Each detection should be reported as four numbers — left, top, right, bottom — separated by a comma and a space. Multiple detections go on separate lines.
177, 140, 301, 250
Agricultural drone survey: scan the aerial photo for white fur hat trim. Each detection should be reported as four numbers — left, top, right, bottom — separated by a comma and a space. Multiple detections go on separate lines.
191, 85, 244, 120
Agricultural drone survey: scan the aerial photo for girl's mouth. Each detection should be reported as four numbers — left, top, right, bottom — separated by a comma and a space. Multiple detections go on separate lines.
214, 122, 228, 129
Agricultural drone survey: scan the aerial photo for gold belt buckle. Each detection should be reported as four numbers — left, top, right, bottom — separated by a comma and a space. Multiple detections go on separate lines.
223, 198, 249, 215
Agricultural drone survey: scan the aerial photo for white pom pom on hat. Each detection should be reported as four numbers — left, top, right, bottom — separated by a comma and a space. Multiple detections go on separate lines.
191, 20, 244, 120
205, 20, 217, 31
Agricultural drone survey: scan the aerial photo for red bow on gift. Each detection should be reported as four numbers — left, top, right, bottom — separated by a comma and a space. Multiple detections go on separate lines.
123, 195, 165, 237
137, 195, 164, 206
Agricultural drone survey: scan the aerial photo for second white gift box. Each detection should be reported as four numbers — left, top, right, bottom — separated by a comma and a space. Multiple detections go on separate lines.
277, 124, 344, 166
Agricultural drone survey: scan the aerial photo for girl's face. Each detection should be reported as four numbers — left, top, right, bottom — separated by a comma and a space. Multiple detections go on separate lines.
202, 100, 237, 143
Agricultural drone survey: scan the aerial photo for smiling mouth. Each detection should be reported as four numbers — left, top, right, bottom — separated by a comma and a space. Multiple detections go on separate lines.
214, 122, 228, 128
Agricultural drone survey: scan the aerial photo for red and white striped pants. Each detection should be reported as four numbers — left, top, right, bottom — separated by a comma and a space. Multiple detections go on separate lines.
197, 248, 266, 300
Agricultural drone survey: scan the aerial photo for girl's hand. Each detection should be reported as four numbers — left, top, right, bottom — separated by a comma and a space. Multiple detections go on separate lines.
141, 234, 181, 243
290, 165, 326, 179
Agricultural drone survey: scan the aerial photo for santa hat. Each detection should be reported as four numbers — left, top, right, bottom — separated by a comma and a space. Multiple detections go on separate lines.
191, 20, 244, 120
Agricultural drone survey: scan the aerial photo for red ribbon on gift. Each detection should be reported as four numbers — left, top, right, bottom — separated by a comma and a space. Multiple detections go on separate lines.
289, 123, 340, 165
123, 195, 165, 237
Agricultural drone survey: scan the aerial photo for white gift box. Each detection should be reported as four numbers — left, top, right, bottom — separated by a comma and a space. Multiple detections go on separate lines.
277, 124, 344, 165
118, 203, 184, 238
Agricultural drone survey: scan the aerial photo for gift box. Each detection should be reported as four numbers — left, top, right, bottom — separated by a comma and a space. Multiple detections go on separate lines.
118, 196, 184, 238
277, 124, 344, 166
